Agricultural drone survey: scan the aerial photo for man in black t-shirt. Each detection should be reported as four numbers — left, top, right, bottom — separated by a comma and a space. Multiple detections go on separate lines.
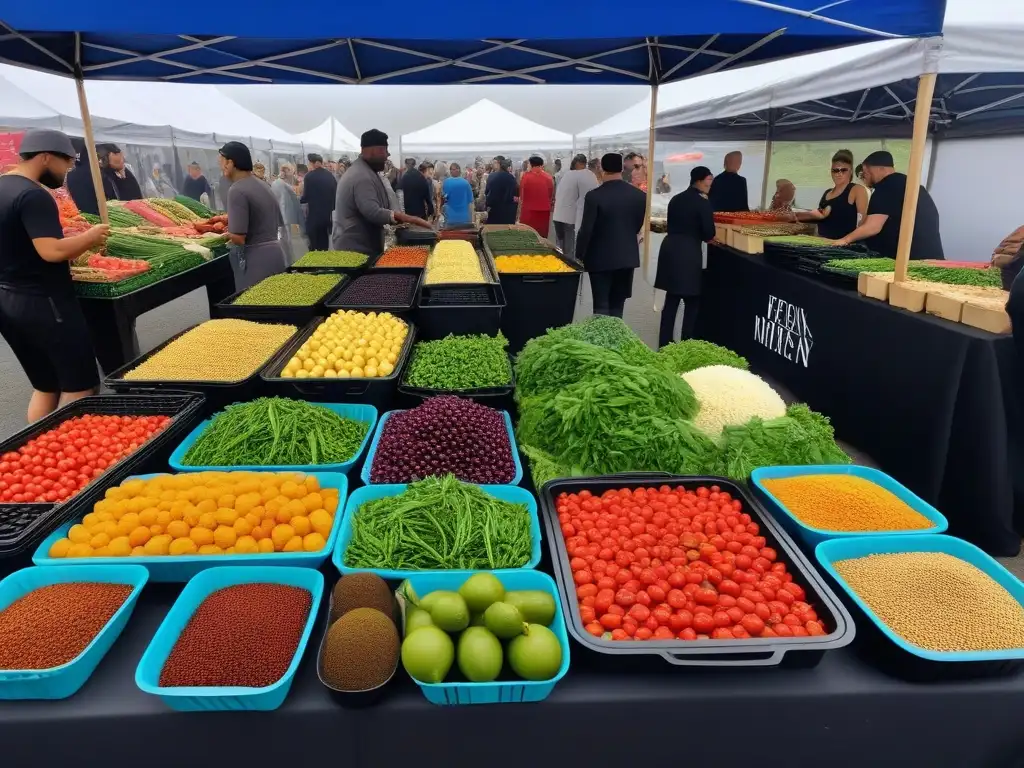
833, 150, 944, 260
0, 129, 109, 422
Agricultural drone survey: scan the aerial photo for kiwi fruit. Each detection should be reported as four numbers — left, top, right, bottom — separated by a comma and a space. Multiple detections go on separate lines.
320, 607, 400, 692
329, 573, 394, 624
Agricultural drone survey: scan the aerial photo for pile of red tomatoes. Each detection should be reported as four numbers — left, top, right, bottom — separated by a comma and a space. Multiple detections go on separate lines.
555, 484, 827, 641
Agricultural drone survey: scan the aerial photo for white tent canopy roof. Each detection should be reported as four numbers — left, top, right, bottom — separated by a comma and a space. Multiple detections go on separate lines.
295, 117, 361, 155
401, 99, 573, 153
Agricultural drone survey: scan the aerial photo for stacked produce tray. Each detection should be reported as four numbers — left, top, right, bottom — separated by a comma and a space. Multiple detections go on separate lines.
325, 269, 423, 315
538, 475, 854, 669
0, 392, 204, 558
260, 318, 417, 409
289, 252, 375, 274
763, 239, 875, 277
398, 352, 516, 410
213, 273, 348, 325
417, 284, 505, 339
395, 226, 438, 247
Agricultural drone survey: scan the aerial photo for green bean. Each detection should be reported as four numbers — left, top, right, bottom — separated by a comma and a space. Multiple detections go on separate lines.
181, 397, 368, 467
343, 474, 532, 570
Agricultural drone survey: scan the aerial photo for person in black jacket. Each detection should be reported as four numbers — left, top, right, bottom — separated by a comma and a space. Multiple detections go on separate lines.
300, 153, 337, 251
181, 161, 213, 206
485, 156, 518, 225
400, 161, 436, 220
97, 144, 143, 203
708, 150, 748, 212
656, 166, 716, 347
575, 153, 647, 318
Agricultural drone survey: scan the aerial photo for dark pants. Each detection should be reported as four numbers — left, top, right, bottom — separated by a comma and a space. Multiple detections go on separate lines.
307, 220, 331, 251
589, 269, 632, 318
659, 293, 700, 348
553, 221, 575, 261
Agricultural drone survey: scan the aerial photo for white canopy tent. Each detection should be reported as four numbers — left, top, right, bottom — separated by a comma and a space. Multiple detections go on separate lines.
295, 117, 361, 157
400, 99, 573, 155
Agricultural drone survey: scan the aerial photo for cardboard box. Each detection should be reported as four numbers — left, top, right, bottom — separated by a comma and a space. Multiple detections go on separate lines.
961, 301, 1011, 334
925, 290, 965, 322
859, 272, 893, 301
889, 281, 929, 312
731, 232, 764, 254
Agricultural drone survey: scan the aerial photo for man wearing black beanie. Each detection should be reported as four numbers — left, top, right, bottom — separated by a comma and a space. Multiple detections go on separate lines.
575, 153, 647, 318
833, 149, 944, 260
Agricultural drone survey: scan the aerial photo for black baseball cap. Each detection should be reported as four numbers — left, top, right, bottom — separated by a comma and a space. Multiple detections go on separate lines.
361, 129, 388, 148
20, 129, 76, 159
219, 141, 253, 171
862, 150, 894, 168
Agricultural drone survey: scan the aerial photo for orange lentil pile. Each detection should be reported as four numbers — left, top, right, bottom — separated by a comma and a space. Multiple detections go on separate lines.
762, 475, 933, 532
0, 583, 133, 670
159, 583, 311, 688
375, 246, 428, 268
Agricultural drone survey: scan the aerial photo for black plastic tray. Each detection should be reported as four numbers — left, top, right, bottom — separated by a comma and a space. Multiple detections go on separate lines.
395, 226, 438, 246
324, 268, 423, 315
260, 316, 417, 410
398, 351, 515, 410
416, 283, 505, 340
103, 322, 301, 412
316, 590, 398, 707
538, 473, 855, 669
0, 392, 205, 558
212, 273, 348, 325
289, 252, 377, 274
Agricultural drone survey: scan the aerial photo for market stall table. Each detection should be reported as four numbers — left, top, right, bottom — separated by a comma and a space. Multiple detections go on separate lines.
2, 577, 1024, 768
698, 244, 1023, 555
78, 254, 236, 375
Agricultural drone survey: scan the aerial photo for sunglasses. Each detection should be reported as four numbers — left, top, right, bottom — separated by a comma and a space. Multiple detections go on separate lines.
831, 167, 849, 174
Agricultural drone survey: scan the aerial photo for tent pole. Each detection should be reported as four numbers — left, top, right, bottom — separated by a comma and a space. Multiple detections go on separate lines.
588, 138, 593, 158
925, 133, 940, 191
571, 133, 577, 157
397, 135, 403, 167
74, 75, 109, 226
330, 119, 335, 158
642, 84, 658, 278
758, 112, 774, 210
894, 72, 937, 283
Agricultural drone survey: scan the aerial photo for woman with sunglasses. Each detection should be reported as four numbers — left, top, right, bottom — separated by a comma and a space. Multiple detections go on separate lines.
791, 149, 867, 240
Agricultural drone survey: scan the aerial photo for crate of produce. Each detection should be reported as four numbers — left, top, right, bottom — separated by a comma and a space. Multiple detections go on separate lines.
289, 250, 373, 273
395, 226, 438, 247
424, 241, 497, 286
260, 313, 416, 410
334, 476, 541, 579
483, 228, 549, 255
135, 565, 323, 710
104, 319, 299, 410
0, 392, 205, 559
750, 465, 948, 550
325, 269, 422, 314
398, 334, 514, 408
417, 283, 505, 340
0, 564, 148, 700
538, 474, 854, 668
373, 246, 429, 269
816, 534, 1024, 680
169, 400, 377, 475
34, 470, 348, 582
361, 405, 522, 486
397, 570, 570, 705
491, 250, 583, 355
213, 272, 348, 325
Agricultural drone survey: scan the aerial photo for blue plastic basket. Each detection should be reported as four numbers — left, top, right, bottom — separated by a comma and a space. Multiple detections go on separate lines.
168, 403, 378, 475
402, 570, 569, 705
333, 483, 541, 579
136, 565, 323, 711
32, 471, 348, 582
0, 564, 148, 700
360, 409, 523, 486
816, 534, 1024, 664
750, 465, 948, 549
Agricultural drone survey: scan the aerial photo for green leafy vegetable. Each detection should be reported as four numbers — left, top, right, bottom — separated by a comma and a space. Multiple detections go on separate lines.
343, 474, 533, 570
657, 340, 749, 374
548, 316, 659, 367
824, 258, 1002, 287
232, 272, 341, 306
403, 333, 511, 390
515, 336, 637, 400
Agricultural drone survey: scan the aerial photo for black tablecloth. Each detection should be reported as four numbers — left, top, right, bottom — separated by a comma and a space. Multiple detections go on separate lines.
0, 580, 1023, 768
699, 246, 1023, 556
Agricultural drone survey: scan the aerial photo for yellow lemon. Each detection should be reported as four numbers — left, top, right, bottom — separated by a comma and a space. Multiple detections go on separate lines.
48, 538, 72, 558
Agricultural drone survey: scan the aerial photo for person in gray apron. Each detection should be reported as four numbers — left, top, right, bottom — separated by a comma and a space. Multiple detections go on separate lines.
219, 142, 288, 290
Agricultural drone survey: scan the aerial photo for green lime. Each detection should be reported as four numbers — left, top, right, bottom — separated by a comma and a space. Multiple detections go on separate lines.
508, 624, 562, 681
459, 573, 506, 613
483, 601, 527, 639
401, 626, 454, 683
457, 627, 503, 682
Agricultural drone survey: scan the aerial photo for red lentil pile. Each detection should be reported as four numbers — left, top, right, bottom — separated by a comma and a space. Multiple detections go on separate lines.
159, 584, 311, 688
0, 583, 133, 669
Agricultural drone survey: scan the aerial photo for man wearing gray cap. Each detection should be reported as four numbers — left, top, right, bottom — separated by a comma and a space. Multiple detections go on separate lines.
0, 128, 109, 422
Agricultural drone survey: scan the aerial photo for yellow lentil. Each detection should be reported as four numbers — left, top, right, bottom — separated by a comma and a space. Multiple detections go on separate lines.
762, 475, 933, 532
425, 241, 485, 284
835, 552, 1024, 652
494, 254, 574, 273
123, 319, 296, 382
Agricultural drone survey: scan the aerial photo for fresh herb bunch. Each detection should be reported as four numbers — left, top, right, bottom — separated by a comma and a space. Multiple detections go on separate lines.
343, 474, 533, 570
657, 339, 749, 375
548, 315, 659, 367
181, 397, 368, 467
403, 333, 511, 390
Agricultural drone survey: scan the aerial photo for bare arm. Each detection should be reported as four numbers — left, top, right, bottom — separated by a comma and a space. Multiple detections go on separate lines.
833, 213, 886, 246
33, 227, 109, 263
852, 185, 869, 220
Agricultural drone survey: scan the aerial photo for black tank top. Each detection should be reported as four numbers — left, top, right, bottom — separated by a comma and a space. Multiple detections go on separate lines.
817, 184, 859, 240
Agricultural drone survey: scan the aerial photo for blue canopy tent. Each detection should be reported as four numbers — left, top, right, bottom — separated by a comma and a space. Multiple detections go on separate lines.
0, 0, 945, 250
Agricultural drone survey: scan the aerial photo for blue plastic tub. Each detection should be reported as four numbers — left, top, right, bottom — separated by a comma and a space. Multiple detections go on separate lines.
0, 564, 148, 700
816, 534, 1024, 676
750, 465, 948, 549
402, 570, 569, 705
32, 471, 348, 582
168, 403, 378, 475
136, 565, 323, 711
359, 409, 522, 486
333, 483, 541, 579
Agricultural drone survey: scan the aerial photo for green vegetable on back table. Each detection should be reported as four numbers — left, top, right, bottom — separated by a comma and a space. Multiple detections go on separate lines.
181, 397, 368, 467
656, 339, 749, 374
403, 333, 511, 390
232, 272, 341, 306
343, 474, 533, 571
824, 258, 1002, 287
294, 250, 368, 268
